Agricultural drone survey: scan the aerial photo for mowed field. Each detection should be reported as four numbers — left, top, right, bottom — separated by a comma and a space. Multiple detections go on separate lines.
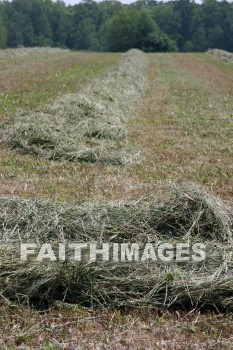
0, 49, 233, 349
0, 51, 232, 202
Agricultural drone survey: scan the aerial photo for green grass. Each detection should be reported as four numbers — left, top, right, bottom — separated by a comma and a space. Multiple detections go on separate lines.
130, 52, 233, 199
0, 50, 146, 165
0, 50, 121, 120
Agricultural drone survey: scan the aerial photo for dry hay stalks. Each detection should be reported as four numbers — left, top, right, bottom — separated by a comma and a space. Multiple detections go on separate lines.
0, 49, 148, 165
0, 47, 68, 61
0, 182, 232, 311
208, 49, 233, 63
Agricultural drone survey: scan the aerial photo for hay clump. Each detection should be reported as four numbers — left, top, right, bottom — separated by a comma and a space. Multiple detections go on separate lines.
208, 49, 233, 63
0, 49, 147, 164
0, 182, 232, 310
0, 47, 68, 61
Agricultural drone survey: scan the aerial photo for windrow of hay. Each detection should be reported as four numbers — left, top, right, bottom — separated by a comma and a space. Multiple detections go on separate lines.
208, 49, 233, 63
0, 47, 68, 61
0, 182, 232, 310
0, 49, 147, 164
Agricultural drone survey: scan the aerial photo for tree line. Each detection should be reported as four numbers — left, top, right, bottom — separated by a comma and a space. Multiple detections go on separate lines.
0, 0, 233, 52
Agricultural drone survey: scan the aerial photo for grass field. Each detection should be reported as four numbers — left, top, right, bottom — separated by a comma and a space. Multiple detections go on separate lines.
0, 49, 232, 349
0, 49, 121, 123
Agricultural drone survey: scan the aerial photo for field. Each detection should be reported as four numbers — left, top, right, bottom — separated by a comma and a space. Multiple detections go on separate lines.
0, 48, 233, 349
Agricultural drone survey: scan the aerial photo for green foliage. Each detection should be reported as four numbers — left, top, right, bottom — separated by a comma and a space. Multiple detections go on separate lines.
0, 0, 233, 52
0, 14, 7, 48
141, 31, 178, 52
106, 9, 139, 51
106, 8, 177, 52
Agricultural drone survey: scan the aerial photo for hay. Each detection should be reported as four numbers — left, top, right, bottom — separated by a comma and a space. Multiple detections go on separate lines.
0, 47, 68, 61
0, 49, 147, 164
0, 182, 232, 310
208, 49, 233, 63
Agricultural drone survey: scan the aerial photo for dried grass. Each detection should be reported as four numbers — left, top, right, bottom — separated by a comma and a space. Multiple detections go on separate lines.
208, 49, 233, 63
0, 47, 68, 61
0, 182, 232, 310
0, 49, 147, 164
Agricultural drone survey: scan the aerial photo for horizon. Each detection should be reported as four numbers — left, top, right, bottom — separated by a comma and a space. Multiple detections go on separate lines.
60, 0, 149, 4
57, 0, 203, 5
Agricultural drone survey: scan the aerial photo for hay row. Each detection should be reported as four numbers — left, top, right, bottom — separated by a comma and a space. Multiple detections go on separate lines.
208, 49, 233, 63
0, 47, 68, 61
0, 49, 147, 164
0, 182, 232, 310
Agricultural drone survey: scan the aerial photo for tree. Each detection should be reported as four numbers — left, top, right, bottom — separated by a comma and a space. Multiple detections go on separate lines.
152, 3, 182, 45
106, 8, 138, 51
30, 0, 53, 46
70, 1, 101, 50
173, 0, 196, 51
189, 6, 207, 52
202, 0, 224, 49
0, 14, 7, 48
51, 1, 70, 48
0, 0, 233, 52
142, 31, 177, 52
105, 7, 177, 52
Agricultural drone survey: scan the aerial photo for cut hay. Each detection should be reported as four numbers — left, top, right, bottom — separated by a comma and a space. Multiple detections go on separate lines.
208, 49, 233, 63
0, 182, 232, 311
0, 47, 68, 61
0, 49, 147, 165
